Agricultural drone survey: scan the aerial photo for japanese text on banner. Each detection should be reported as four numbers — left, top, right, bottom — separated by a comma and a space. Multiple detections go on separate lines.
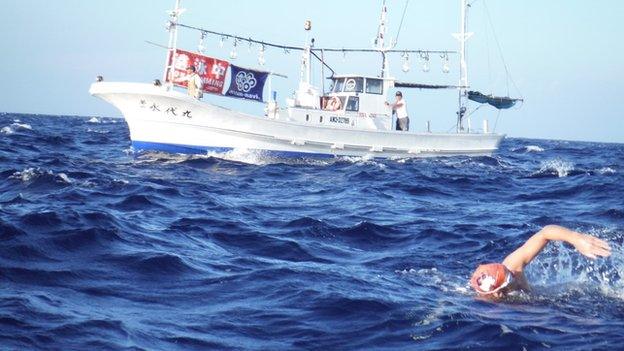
167, 49, 229, 94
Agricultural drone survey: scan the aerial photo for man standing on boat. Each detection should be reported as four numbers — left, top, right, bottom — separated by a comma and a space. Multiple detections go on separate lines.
385, 91, 409, 131
179, 65, 203, 99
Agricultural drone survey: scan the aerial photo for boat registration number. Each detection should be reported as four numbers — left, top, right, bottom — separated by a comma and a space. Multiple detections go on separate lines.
329, 116, 350, 124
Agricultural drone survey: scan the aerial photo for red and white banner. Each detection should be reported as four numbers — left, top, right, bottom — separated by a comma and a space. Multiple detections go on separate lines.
166, 49, 229, 94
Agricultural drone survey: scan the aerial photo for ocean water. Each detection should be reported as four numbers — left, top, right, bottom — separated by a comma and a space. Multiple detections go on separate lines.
0, 112, 623, 350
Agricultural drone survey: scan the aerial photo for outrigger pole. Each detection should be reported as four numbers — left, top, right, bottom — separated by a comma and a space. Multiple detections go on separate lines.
453, 0, 473, 132
374, 0, 391, 78
163, 0, 183, 87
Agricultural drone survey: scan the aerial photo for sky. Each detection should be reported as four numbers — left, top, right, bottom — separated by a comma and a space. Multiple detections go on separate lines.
2, 0, 623, 143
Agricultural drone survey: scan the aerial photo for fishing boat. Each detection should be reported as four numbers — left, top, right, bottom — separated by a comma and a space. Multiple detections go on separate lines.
89, 0, 521, 158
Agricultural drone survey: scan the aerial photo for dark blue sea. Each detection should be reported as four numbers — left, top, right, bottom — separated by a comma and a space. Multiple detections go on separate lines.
0, 113, 622, 350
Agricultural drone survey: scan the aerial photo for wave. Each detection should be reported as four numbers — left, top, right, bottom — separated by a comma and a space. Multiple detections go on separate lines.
526, 145, 545, 152
528, 159, 617, 179
336, 154, 387, 169
50, 227, 125, 251
514, 183, 590, 201
177, 156, 220, 168
109, 252, 201, 276
598, 167, 616, 175
40, 135, 75, 146
1, 122, 32, 135
0, 193, 32, 205
0, 266, 83, 287
168, 217, 228, 235
87, 117, 101, 123
160, 336, 228, 350
530, 159, 577, 178
282, 216, 327, 229
111, 194, 164, 211
86, 128, 110, 134
599, 208, 624, 220
206, 148, 278, 166
0, 220, 28, 241
403, 184, 452, 197
337, 221, 407, 247
19, 211, 63, 227
513, 145, 545, 153
209, 231, 330, 263
9, 168, 72, 185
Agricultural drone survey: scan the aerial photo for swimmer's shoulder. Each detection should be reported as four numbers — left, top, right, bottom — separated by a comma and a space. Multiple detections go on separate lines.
511, 271, 531, 292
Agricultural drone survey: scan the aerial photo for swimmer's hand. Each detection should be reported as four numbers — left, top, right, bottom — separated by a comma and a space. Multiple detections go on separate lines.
572, 233, 612, 259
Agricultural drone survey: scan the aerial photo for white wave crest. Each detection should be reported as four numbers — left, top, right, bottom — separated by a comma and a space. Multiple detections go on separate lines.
1, 123, 32, 135
537, 159, 574, 177
207, 148, 274, 165
205, 148, 337, 166
513, 145, 545, 153
338, 154, 387, 169
598, 167, 616, 175
10, 168, 38, 182
10, 167, 72, 184
57, 173, 72, 184
88, 117, 101, 123
526, 145, 545, 152
87, 128, 110, 134
113, 178, 129, 185
12, 122, 31, 130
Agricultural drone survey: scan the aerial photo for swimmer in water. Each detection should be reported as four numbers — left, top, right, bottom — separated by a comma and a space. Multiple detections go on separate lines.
470, 225, 612, 299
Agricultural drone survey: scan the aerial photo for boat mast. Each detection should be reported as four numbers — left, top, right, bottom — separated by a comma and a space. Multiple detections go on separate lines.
454, 0, 472, 132
300, 20, 313, 86
163, 0, 183, 87
374, 0, 390, 78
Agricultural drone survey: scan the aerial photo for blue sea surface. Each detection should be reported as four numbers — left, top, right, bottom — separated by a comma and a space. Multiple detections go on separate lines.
0, 113, 623, 350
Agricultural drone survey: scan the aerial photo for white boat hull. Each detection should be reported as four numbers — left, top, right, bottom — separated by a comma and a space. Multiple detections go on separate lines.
89, 82, 505, 158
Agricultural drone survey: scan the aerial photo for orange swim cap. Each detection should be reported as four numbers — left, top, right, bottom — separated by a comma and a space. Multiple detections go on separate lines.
470, 263, 512, 295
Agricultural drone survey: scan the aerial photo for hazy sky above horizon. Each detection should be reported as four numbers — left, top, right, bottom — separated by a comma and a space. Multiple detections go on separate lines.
2, 0, 623, 143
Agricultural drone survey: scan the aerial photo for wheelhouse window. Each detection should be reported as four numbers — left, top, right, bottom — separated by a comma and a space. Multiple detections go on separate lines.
343, 77, 364, 93
346, 96, 360, 112
333, 78, 345, 93
365, 78, 383, 94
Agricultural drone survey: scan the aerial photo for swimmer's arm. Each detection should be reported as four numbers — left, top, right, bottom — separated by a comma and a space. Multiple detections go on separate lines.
502, 225, 612, 272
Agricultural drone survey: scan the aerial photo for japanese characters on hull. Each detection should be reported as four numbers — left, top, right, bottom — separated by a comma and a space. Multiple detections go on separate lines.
140, 99, 193, 119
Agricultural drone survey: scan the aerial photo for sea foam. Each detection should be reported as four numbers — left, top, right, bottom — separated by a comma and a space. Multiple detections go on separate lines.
1, 123, 32, 135
536, 159, 574, 177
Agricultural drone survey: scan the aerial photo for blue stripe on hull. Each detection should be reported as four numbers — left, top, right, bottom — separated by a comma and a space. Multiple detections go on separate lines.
132, 141, 230, 155
131, 141, 336, 159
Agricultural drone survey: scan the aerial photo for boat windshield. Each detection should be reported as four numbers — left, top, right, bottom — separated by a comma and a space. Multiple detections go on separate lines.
365, 78, 383, 94
333, 78, 345, 93
344, 77, 364, 93
346, 96, 360, 112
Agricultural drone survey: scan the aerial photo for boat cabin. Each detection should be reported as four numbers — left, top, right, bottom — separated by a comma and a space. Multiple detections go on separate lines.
285, 74, 395, 131
324, 75, 392, 115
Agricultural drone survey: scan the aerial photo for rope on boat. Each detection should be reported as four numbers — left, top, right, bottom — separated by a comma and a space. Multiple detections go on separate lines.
175, 23, 456, 56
